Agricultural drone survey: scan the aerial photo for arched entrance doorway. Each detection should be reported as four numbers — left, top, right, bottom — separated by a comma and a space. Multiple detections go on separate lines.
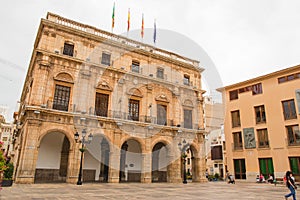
180, 144, 198, 182
82, 135, 110, 182
152, 142, 168, 182
35, 132, 70, 183
119, 139, 142, 182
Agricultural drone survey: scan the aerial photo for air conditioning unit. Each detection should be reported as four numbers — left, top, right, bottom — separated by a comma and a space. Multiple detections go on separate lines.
54, 50, 59, 54
149, 74, 153, 77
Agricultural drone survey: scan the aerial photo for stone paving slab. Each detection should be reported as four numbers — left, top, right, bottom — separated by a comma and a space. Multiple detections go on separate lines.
0, 181, 299, 200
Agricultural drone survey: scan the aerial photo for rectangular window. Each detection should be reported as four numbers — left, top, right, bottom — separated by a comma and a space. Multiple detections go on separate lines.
53, 85, 70, 111
257, 129, 269, 148
184, 109, 193, 129
128, 99, 139, 121
183, 75, 190, 85
157, 68, 164, 79
259, 158, 274, 179
233, 132, 243, 150
286, 125, 300, 146
95, 93, 109, 117
282, 99, 297, 120
229, 90, 238, 100
252, 83, 263, 95
131, 61, 140, 73
234, 159, 246, 179
2, 137, 7, 141
63, 43, 74, 56
255, 105, 266, 123
211, 145, 223, 160
289, 157, 300, 176
101, 52, 111, 66
296, 90, 300, 115
231, 110, 241, 128
157, 104, 167, 125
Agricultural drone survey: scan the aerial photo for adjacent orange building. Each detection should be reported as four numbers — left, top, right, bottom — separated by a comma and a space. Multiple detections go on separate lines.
219, 65, 300, 182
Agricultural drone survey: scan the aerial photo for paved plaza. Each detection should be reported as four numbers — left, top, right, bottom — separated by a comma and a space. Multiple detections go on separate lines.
0, 181, 299, 200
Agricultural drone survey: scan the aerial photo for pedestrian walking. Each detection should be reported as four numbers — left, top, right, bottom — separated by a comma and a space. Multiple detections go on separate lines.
284, 171, 297, 200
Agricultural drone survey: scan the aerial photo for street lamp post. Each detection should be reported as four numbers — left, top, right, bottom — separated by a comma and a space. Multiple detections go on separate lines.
74, 129, 93, 185
178, 139, 188, 184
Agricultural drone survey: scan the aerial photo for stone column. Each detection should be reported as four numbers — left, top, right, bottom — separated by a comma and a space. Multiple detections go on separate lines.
15, 120, 40, 184
66, 142, 80, 184
108, 150, 121, 183
193, 138, 207, 182
167, 155, 182, 183
108, 129, 122, 183
141, 153, 152, 183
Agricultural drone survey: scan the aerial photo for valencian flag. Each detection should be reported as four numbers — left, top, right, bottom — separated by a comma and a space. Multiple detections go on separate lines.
112, 2, 115, 30
127, 8, 130, 32
141, 13, 144, 38
153, 19, 157, 44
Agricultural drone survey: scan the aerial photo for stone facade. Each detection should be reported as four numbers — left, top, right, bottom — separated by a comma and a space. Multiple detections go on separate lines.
13, 12, 206, 184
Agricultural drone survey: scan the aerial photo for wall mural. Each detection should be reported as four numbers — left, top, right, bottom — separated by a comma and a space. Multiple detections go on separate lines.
243, 128, 256, 149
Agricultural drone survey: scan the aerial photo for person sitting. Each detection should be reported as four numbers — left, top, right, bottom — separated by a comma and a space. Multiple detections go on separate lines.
259, 174, 265, 183
267, 174, 273, 183
256, 175, 260, 183
228, 174, 235, 184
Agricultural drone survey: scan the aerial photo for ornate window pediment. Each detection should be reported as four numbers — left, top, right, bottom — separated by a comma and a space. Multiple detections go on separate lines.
96, 81, 112, 91
54, 72, 74, 83
155, 94, 169, 103
127, 88, 143, 98
182, 99, 193, 108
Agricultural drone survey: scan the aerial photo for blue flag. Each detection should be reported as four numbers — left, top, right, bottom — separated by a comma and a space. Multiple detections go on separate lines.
153, 20, 156, 44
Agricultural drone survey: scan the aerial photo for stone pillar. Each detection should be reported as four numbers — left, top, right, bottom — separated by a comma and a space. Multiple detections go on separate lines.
32, 54, 51, 106
141, 153, 152, 183
15, 120, 40, 183
66, 142, 80, 184
108, 150, 121, 183
108, 129, 122, 183
168, 155, 182, 183
193, 141, 207, 182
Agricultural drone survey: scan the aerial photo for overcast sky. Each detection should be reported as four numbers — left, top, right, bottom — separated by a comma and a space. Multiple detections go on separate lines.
1, 0, 300, 121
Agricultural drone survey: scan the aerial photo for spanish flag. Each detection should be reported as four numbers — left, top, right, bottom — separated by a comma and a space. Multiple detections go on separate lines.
127, 8, 130, 32
141, 13, 144, 38
112, 2, 115, 30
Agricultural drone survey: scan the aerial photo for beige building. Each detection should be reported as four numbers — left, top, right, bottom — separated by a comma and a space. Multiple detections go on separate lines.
13, 13, 207, 184
219, 65, 300, 181
203, 97, 225, 179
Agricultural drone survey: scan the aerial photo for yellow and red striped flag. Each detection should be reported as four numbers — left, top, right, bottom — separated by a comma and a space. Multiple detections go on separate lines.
112, 2, 115, 30
141, 13, 144, 38
127, 8, 130, 32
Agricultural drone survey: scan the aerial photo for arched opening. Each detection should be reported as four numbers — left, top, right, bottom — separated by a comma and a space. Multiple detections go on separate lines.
119, 139, 142, 182
35, 132, 70, 183
179, 143, 195, 183
82, 135, 110, 183
152, 142, 168, 182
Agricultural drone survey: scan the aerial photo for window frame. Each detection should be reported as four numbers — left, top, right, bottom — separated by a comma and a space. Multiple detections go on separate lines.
63, 42, 74, 57
257, 128, 269, 148
282, 99, 297, 120
233, 132, 243, 150
255, 105, 266, 124
286, 124, 300, 146
231, 110, 241, 128
131, 60, 140, 73
101, 52, 111, 66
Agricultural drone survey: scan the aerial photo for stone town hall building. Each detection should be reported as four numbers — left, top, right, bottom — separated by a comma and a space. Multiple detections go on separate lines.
13, 12, 206, 184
